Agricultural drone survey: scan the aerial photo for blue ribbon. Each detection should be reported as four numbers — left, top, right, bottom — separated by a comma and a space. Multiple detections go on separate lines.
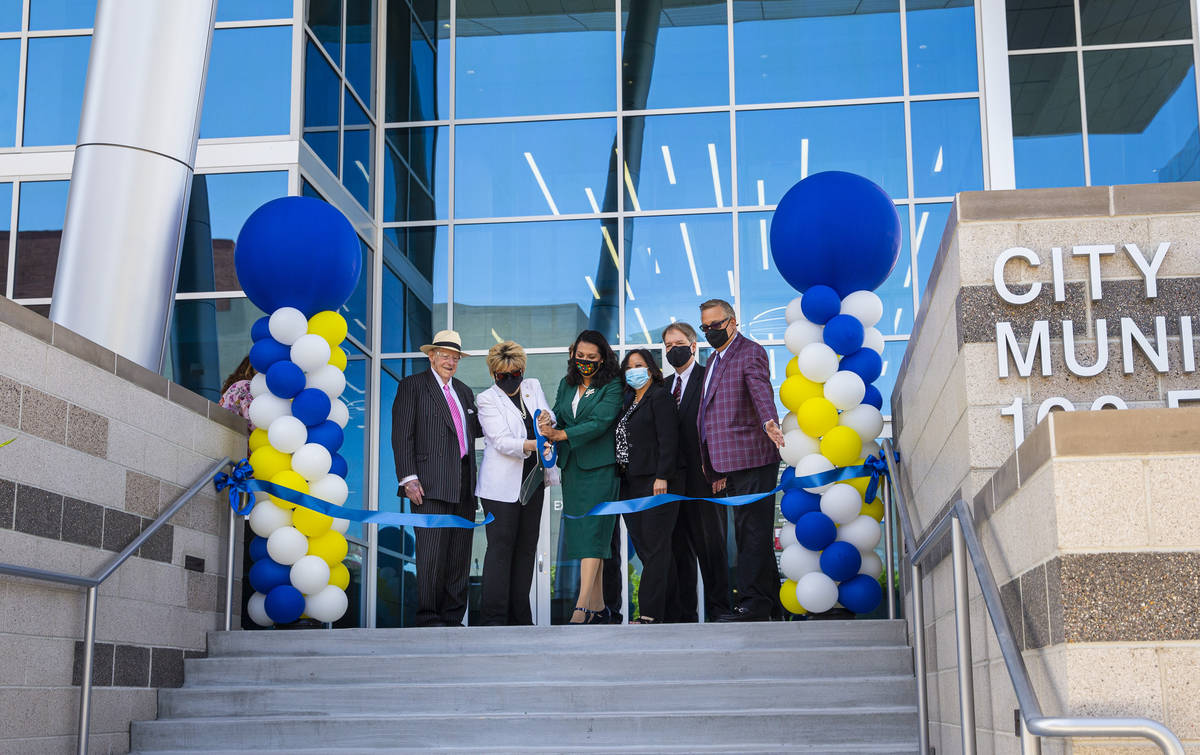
215, 459, 493, 530
533, 409, 557, 468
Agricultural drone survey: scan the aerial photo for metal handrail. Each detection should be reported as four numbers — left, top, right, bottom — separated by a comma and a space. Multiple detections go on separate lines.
0, 456, 233, 755
880, 439, 1184, 755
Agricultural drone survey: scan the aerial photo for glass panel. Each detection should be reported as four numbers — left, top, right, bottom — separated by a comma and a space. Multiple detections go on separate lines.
620, 0, 727, 109
343, 237, 371, 347
623, 113, 731, 211
22, 35, 90, 147
0, 0, 19, 32
308, 0, 343, 68
303, 178, 324, 199
201, 26, 292, 138
453, 220, 620, 348
455, 0, 616, 118
734, 1, 902, 104
383, 126, 447, 222
1005, 0, 1075, 50
737, 104, 907, 204
912, 202, 953, 305
623, 214, 732, 345
383, 224, 442, 284
877, 339, 906, 416
29, 0, 94, 30
910, 98, 984, 197
1085, 47, 1200, 185
343, 89, 373, 211
304, 39, 341, 177
166, 297, 258, 402
384, 0, 448, 123
377, 543, 417, 627
877, 208, 914, 337
1080, 0, 1192, 45
1010, 52, 1085, 189
0, 183, 10, 296
0, 39, 16, 147
345, 0, 374, 107
217, 0, 293, 21
381, 228, 439, 353
454, 119, 618, 219
334, 540, 366, 628
340, 355, 369, 540
14, 180, 68, 299
907, 1, 978, 95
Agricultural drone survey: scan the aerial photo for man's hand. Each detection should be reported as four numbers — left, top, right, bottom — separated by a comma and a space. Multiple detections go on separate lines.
653, 478, 668, 496
404, 479, 425, 506
712, 478, 727, 494
764, 419, 785, 449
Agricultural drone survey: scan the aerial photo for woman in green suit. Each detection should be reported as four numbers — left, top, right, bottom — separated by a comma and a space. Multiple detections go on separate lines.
538, 329, 622, 624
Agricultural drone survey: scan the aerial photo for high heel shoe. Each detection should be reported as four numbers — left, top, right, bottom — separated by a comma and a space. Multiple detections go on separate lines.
569, 606, 594, 624
585, 607, 612, 625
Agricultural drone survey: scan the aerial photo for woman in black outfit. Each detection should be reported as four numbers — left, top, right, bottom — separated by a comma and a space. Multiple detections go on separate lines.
615, 349, 682, 624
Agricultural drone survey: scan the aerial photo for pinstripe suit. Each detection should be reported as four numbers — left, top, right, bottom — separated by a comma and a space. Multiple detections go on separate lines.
392, 369, 481, 627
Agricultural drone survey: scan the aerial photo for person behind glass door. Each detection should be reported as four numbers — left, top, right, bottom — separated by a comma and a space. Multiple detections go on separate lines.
475, 341, 558, 626
696, 299, 786, 622
538, 330, 622, 624
616, 348, 682, 624
662, 323, 732, 623
391, 329, 481, 628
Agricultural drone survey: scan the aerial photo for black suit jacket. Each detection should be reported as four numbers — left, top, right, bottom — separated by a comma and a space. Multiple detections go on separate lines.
671, 363, 709, 497
621, 382, 681, 480
391, 370, 481, 503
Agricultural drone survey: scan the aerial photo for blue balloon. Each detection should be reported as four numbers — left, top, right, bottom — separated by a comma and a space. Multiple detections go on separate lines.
838, 573, 884, 614
823, 314, 865, 356
250, 316, 272, 343
264, 584, 306, 624
306, 420, 344, 453
249, 338, 290, 374
248, 536, 269, 563
329, 453, 348, 478
769, 171, 902, 297
840, 348, 884, 384
292, 388, 332, 427
819, 541, 863, 582
266, 361, 306, 399
781, 489, 821, 524
248, 557, 292, 594
799, 285, 841, 325
862, 384, 883, 410
234, 196, 362, 317
794, 511, 837, 551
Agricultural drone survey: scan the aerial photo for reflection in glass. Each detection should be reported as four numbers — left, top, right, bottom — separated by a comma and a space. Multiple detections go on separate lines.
29, 0, 94, 29
624, 214, 732, 344
384, 127, 447, 221
1005, 0, 1075, 50
343, 237, 372, 348
0, 1, 19, 32
23, 36, 90, 147
907, 1, 978, 95
1010, 52, 1085, 188
1080, 0, 1192, 45
0, 39, 16, 146
384, 0, 448, 123
343, 89, 373, 211
217, 0, 292, 21
377, 544, 417, 627
334, 540, 366, 628
877, 340, 907, 417
876, 208, 914, 337
340, 356, 369, 540
620, 0, 727, 109
308, 0, 342, 67
737, 104, 907, 203
0, 183, 10, 296
383, 224, 443, 284
304, 39, 341, 177
734, 2, 902, 104
454, 119, 617, 219
1085, 47, 1200, 185
738, 210, 791, 343
382, 228, 438, 353
14, 180, 68, 299
623, 113, 731, 211
166, 297, 258, 401
912, 202, 952, 304
201, 26, 292, 138
453, 220, 619, 348
345, 0, 374, 107
910, 99, 984, 196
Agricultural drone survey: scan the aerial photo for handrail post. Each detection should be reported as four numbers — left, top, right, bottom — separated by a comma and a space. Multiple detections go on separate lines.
883, 478, 896, 619
911, 560, 929, 755
951, 516, 977, 754
223, 492, 241, 632
76, 585, 98, 755
1020, 714, 1042, 754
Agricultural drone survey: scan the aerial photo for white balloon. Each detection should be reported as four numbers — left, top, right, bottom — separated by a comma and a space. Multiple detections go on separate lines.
862, 326, 885, 355
796, 572, 839, 613
306, 364, 347, 399
248, 393, 291, 429
837, 515, 883, 552
861, 439, 882, 461
780, 544, 822, 581
266, 526, 309, 565
327, 400, 350, 429
840, 290, 883, 328
779, 522, 798, 550
784, 320, 824, 356
291, 443, 333, 481
305, 584, 349, 623
797, 343, 839, 383
246, 591, 273, 627
840, 404, 885, 444
796, 453, 836, 494
330, 517, 350, 534
781, 412, 799, 435
859, 550, 884, 579
248, 499, 292, 537
309, 474, 350, 506
823, 371, 866, 411
268, 415, 308, 454
780, 430, 819, 467
820, 483, 863, 525
268, 307, 309, 346
784, 296, 806, 325
291, 333, 333, 373
249, 372, 269, 398
290, 554, 332, 594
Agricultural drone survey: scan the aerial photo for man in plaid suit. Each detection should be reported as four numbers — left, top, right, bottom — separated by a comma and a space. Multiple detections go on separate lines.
696, 299, 785, 621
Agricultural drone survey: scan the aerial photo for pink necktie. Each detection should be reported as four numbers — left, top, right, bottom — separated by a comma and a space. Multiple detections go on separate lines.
444, 383, 467, 457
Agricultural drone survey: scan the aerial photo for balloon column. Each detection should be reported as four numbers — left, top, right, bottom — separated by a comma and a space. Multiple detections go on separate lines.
234, 197, 362, 627
769, 171, 901, 618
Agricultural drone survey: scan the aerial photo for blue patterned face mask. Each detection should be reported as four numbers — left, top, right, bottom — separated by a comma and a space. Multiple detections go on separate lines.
624, 367, 650, 390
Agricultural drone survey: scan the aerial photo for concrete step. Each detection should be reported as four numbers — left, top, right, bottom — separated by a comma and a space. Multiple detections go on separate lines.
158, 675, 918, 718
135, 745, 920, 754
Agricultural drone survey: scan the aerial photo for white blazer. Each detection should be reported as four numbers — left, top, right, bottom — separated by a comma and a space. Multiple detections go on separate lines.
475, 378, 559, 502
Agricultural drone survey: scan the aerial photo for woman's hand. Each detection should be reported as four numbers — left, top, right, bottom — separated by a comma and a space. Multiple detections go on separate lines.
543, 427, 567, 443
522, 439, 537, 453
653, 478, 668, 496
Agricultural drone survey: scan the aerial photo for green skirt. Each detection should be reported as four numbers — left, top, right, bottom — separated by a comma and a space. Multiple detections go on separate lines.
560, 459, 618, 560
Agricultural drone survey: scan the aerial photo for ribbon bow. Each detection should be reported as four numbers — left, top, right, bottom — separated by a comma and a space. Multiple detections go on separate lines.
213, 459, 256, 515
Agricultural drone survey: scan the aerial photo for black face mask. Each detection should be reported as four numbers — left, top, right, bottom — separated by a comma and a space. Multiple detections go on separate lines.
496, 374, 523, 395
665, 345, 693, 369
574, 358, 599, 377
704, 327, 731, 350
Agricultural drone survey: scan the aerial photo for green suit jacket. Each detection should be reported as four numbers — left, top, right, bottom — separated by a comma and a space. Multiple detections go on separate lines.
551, 378, 622, 471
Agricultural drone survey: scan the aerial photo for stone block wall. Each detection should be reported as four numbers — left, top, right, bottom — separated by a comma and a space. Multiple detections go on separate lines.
0, 296, 248, 754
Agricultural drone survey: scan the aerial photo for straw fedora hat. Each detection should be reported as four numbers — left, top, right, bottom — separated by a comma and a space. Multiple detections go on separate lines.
420, 329, 469, 357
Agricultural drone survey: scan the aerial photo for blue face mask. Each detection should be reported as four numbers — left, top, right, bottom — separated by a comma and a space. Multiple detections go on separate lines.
624, 367, 650, 390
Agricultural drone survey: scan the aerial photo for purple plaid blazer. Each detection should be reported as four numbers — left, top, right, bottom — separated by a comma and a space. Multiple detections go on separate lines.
697, 333, 780, 480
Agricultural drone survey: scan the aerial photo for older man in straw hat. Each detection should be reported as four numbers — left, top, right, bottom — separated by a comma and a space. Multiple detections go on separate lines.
392, 329, 481, 627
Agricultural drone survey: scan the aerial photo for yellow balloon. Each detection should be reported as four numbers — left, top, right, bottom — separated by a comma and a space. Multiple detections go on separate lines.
327, 345, 347, 371
249, 446, 291, 481
846, 468, 872, 498
308, 311, 348, 347
329, 562, 350, 590
780, 579, 807, 615
308, 529, 349, 566
269, 470, 309, 508
820, 425, 864, 467
248, 428, 270, 453
779, 375, 824, 413
861, 498, 885, 522
785, 356, 800, 378
796, 397, 838, 438
293, 506, 333, 537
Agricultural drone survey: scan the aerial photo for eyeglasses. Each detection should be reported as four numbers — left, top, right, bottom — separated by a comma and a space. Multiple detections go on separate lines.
700, 317, 731, 333
494, 371, 523, 381
431, 350, 463, 362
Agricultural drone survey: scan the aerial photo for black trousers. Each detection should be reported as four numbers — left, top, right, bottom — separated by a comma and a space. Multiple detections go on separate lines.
620, 474, 681, 622
670, 498, 731, 622
603, 524, 622, 615
413, 459, 475, 627
479, 485, 544, 626
726, 462, 781, 618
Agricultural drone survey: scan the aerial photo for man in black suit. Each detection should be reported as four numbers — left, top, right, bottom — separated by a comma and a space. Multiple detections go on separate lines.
391, 329, 481, 627
663, 322, 731, 622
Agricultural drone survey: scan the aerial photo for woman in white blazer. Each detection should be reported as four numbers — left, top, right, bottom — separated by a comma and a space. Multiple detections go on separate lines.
475, 341, 557, 626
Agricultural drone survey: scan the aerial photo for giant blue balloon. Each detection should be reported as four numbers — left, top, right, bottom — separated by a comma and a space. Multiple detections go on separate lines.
769, 171, 902, 297
264, 584, 305, 624
234, 196, 362, 317
838, 573, 884, 614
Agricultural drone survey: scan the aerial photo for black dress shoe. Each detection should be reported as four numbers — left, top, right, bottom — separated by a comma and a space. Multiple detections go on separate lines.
715, 606, 770, 623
